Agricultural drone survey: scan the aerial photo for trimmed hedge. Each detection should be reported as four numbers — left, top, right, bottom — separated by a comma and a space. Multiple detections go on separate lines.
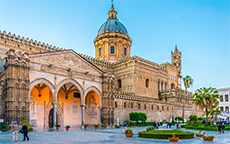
181, 125, 230, 131
138, 129, 194, 139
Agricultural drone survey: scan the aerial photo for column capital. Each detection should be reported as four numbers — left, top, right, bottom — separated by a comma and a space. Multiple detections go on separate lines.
81, 104, 86, 109
52, 102, 59, 107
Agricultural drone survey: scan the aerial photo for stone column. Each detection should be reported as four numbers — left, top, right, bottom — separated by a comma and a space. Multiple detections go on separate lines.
53, 102, 58, 128
98, 106, 101, 124
81, 105, 86, 129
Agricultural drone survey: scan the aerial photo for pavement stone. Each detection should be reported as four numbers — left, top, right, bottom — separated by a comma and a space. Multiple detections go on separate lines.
0, 126, 229, 144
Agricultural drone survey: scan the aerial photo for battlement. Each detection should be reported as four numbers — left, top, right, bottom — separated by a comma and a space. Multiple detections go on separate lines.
0, 30, 64, 53
79, 53, 168, 73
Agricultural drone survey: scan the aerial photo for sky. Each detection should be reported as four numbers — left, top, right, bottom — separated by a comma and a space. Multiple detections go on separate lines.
0, 0, 229, 92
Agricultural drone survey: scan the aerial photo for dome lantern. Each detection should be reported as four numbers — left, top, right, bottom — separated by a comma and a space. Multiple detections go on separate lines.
108, 4, 118, 21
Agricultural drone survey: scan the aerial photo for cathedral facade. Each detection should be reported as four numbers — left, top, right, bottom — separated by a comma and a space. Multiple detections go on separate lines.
0, 5, 202, 129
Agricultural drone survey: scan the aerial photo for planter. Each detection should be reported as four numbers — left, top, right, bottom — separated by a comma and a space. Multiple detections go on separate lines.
203, 138, 214, 141
66, 128, 69, 131
29, 130, 33, 132
125, 134, 133, 137
2, 130, 7, 132
104, 126, 107, 129
116, 127, 120, 129
95, 126, 98, 130
196, 134, 205, 137
84, 126, 87, 129
168, 138, 179, 142
56, 127, 60, 130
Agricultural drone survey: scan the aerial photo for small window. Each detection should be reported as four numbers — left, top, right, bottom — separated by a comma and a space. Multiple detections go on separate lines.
99, 48, 102, 56
162, 106, 164, 111
151, 105, 153, 110
138, 104, 140, 109
225, 95, 229, 102
144, 104, 146, 110
131, 103, 133, 109
165, 97, 167, 102
220, 95, 223, 102
167, 106, 169, 111
115, 102, 117, 108
110, 46, 115, 54
124, 102, 126, 108
174, 56, 176, 59
157, 105, 159, 110
171, 83, 175, 89
220, 107, 224, 111
117, 79, 121, 88
112, 14, 114, 18
74, 92, 80, 98
124, 48, 127, 56
146, 79, 149, 88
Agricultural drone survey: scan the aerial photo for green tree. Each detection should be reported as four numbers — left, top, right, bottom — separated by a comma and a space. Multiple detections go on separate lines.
175, 116, 184, 121
198, 117, 203, 121
139, 112, 147, 123
189, 115, 198, 122
182, 75, 194, 119
193, 87, 219, 127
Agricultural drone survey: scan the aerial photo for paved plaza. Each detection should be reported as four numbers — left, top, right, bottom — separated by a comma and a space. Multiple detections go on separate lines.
0, 126, 230, 144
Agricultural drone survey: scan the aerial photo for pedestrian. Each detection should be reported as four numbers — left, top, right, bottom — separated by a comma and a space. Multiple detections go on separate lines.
179, 123, 181, 129
22, 123, 29, 141
218, 123, 221, 133
10, 121, 18, 142
156, 122, 159, 129
163, 122, 167, 130
122, 121, 127, 134
153, 122, 156, 128
176, 122, 179, 129
169, 122, 172, 129
222, 123, 225, 133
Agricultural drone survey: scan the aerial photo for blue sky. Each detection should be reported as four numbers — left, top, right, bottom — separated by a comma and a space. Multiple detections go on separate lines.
0, 0, 229, 92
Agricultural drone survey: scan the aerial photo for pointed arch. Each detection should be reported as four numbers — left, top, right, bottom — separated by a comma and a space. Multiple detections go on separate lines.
84, 86, 102, 106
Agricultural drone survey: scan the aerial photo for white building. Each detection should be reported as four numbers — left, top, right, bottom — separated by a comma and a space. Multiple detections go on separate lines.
218, 87, 230, 121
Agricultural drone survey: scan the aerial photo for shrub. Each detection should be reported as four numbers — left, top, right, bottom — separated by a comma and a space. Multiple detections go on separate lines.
28, 127, 34, 131
55, 124, 60, 127
93, 124, 99, 127
65, 125, 70, 128
138, 129, 194, 139
115, 125, 121, 128
189, 115, 198, 122
198, 117, 203, 121
202, 136, 215, 140
84, 124, 88, 126
125, 129, 133, 134
1, 125, 9, 131
175, 117, 184, 121
146, 126, 154, 132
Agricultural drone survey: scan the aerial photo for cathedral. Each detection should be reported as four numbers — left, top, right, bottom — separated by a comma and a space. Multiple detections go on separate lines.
0, 4, 202, 129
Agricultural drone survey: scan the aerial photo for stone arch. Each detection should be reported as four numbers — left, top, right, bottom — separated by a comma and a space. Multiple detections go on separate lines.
29, 78, 55, 100
56, 78, 84, 104
84, 86, 102, 106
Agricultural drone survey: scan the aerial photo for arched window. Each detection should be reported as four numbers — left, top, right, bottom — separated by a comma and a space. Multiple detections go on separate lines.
138, 104, 140, 109
144, 104, 146, 110
146, 79, 149, 88
99, 48, 102, 56
165, 83, 167, 89
151, 105, 153, 110
171, 83, 175, 89
124, 102, 126, 108
110, 46, 115, 54
117, 79, 121, 88
124, 48, 127, 56
157, 105, 159, 110
131, 103, 133, 109
115, 102, 117, 108
165, 97, 167, 102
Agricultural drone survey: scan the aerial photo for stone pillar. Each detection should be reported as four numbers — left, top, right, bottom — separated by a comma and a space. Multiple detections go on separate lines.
53, 102, 58, 128
81, 105, 86, 129
98, 106, 101, 124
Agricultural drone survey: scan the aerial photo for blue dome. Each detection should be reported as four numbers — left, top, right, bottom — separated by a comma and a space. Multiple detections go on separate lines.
97, 19, 128, 36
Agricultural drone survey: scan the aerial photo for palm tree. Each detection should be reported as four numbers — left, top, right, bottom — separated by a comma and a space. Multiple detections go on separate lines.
182, 75, 194, 119
193, 87, 219, 127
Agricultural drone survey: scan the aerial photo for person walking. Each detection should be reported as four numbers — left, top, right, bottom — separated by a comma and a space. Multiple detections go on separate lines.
222, 123, 225, 133
153, 122, 156, 129
176, 122, 179, 129
218, 123, 221, 133
22, 123, 29, 141
10, 121, 18, 142
163, 122, 167, 130
156, 122, 159, 129
169, 122, 172, 129
122, 121, 127, 134
179, 123, 181, 129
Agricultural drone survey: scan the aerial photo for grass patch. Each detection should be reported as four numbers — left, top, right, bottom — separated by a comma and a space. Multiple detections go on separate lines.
138, 129, 194, 139
181, 125, 230, 131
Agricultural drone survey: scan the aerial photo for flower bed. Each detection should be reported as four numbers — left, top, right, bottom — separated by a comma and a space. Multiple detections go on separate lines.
138, 129, 194, 139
